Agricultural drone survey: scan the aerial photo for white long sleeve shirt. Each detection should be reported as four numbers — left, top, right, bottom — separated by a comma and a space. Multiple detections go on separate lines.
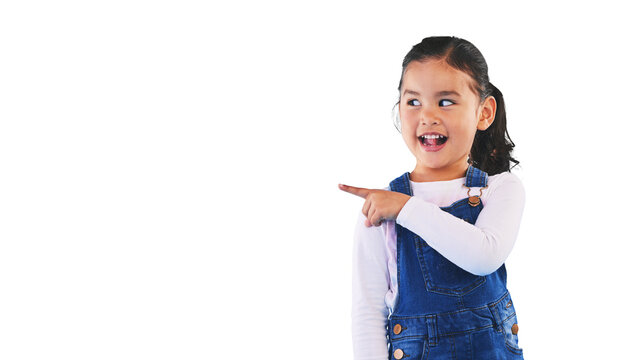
351, 171, 526, 360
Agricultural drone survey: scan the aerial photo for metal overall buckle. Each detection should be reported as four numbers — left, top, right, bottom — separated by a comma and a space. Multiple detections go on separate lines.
465, 185, 488, 207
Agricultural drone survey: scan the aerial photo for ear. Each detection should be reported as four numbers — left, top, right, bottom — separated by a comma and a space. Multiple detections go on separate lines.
477, 96, 496, 131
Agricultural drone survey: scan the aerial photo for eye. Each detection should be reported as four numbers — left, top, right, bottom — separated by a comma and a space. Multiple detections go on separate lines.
439, 99, 455, 107
407, 99, 421, 106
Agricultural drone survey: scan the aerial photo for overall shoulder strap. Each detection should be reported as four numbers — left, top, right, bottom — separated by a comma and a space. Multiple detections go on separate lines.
389, 172, 413, 196
465, 165, 489, 188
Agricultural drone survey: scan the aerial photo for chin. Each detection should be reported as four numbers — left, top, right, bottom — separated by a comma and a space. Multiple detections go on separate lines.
420, 157, 463, 172
416, 155, 447, 167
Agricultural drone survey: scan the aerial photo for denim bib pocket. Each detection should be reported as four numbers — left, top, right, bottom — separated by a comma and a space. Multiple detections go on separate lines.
414, 237, 486, 296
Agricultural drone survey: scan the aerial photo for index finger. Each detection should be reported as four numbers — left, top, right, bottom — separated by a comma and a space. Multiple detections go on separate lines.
338, 184, 372, 199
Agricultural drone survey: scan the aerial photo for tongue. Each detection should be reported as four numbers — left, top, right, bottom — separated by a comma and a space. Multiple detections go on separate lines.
425, 138, 438, 146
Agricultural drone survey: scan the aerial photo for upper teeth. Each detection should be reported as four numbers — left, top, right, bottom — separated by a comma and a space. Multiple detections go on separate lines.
422, 134, 446, 139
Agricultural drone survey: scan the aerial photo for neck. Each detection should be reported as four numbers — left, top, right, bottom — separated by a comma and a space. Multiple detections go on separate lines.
409, 161, 470, 182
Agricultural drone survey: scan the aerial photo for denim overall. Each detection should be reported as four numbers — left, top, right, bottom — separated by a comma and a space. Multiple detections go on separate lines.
386, 165, 524, 359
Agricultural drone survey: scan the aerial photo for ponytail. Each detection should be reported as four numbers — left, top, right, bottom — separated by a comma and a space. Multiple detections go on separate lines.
469, 82, 519, 175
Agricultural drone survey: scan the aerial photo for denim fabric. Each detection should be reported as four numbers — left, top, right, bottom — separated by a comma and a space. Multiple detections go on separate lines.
386, 165, 524, 359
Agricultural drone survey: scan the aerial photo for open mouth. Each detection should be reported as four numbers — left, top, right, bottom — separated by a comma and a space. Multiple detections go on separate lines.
419, 134, 448, 146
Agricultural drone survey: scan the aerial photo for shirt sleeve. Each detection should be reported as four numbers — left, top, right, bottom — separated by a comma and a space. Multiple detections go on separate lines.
395, 173, 526, 276
351, 209, 390, 360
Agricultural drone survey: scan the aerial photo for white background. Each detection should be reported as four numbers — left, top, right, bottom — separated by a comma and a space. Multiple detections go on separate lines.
1, 1, 628, 359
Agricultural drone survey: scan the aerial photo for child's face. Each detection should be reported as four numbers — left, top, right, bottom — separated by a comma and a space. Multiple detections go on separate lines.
399, 59, 495, 179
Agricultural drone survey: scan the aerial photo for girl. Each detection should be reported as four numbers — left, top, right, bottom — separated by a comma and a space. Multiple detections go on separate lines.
339, 36, 525, 359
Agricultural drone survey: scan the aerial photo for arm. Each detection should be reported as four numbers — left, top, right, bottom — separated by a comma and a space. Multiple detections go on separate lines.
395, 173, 526, 276
352, 210, 390, 360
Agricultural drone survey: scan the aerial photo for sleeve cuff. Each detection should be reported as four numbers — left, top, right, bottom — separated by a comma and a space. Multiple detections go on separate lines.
396, 196, 434, 229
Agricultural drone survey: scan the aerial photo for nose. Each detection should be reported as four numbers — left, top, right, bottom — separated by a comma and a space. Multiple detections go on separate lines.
420, 107, 441, 126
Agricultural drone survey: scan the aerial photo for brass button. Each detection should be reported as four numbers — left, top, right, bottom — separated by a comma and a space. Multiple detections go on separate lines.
468, 195, 481, 207
393, 324, 402, 335
511, 323, 519, 335
393, 349, 404, 360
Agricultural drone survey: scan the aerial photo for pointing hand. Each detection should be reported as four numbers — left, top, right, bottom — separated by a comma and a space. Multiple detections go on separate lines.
338, 184, 411, 227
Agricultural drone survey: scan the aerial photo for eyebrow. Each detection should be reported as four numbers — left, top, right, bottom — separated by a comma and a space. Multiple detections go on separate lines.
402, 89, 462, 97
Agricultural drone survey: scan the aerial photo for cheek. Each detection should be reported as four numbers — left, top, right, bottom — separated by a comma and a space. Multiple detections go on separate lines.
454, 117, 479, 137
401, 119, 418, 138
457, 125, 479, 148
400, 126, 419, 148
400, 111, 417, 131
